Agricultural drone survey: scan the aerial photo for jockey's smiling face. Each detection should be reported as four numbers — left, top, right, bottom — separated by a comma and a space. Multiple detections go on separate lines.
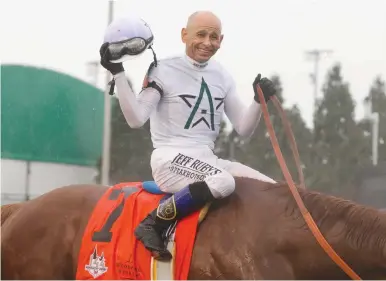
181, 11, 224, 63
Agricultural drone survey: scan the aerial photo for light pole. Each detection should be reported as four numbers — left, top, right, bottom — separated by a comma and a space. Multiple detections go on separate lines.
101, 0, 114, 186
363, 97, 380, 166
304, 49, 333, 117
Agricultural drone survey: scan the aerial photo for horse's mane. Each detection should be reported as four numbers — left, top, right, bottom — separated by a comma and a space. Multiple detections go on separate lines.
229, 177, 385, 258
263, 179, 386, 257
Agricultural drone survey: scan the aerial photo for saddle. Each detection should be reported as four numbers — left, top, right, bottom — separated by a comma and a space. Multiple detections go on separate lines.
76, 180, 211, 280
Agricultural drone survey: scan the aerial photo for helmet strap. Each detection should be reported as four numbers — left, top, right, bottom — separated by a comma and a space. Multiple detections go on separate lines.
149, 46, 158, 67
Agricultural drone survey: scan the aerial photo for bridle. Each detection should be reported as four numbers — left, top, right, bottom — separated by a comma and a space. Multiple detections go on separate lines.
255, 84, 361, 280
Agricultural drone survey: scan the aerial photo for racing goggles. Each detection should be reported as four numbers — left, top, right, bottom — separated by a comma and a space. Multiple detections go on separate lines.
107, 36, 154, 61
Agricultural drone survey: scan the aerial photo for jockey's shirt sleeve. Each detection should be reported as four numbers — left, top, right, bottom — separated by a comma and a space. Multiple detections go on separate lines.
224, 77, 262, 138
113, 71, 161, 128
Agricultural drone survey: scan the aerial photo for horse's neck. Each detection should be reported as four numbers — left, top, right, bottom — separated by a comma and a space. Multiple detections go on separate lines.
292, 191, 386, 279
221, 178, 385, 279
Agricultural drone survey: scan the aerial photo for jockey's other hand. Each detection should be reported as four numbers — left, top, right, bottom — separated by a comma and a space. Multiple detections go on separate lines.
99, 42, 125, 75
252, 74, 277, 104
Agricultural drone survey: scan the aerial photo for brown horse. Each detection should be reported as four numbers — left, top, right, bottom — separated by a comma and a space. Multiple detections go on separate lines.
1, 177, 386, 280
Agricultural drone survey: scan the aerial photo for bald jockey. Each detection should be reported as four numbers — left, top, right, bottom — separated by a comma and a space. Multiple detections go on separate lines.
99, 10, 277, 260
183, 11, 223, 62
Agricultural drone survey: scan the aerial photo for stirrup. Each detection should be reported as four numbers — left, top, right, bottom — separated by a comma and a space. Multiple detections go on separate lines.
151, 248, 172, 261
163, 221, 177, 241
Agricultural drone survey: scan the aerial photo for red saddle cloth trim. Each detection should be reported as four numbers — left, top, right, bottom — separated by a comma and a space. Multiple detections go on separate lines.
75, 182, 200, 280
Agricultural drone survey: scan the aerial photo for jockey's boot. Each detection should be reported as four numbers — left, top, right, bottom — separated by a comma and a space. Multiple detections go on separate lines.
134, 181, 215, 260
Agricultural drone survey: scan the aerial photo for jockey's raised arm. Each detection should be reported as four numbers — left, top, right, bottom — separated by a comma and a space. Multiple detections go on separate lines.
113, 71, 160, 128
223, 74, 262, 139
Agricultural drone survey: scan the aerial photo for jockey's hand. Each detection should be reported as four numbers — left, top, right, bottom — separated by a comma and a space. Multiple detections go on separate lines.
99, 42, 125, 75
252, 74, 277, 104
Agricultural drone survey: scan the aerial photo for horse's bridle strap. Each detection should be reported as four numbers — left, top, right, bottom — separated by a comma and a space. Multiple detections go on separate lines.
255, 85, 361, 281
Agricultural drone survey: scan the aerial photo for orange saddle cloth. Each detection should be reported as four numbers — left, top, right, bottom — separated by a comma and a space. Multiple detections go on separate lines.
75, 182, 202, 280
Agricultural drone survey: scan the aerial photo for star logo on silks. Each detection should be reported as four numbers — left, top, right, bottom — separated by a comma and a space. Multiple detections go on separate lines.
179, 77, 224, 130
84, 245, 108, 278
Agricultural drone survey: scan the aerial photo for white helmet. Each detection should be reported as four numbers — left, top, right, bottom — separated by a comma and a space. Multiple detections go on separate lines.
103, 16, 155, 63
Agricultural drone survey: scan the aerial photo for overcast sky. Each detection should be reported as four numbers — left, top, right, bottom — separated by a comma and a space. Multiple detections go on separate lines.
1, 0, 385, 128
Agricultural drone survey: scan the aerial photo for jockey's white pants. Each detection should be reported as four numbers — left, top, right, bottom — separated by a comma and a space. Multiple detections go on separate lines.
150, 146, 276, 199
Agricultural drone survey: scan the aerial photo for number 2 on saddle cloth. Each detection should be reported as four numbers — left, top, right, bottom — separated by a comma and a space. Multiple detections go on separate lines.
91, 185, 173, 243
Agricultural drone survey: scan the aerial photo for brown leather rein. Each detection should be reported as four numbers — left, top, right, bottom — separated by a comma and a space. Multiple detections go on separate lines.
255, 85, 361, 280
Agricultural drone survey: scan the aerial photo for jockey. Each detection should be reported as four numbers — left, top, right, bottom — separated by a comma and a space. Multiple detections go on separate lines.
99, 11, 277, 261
